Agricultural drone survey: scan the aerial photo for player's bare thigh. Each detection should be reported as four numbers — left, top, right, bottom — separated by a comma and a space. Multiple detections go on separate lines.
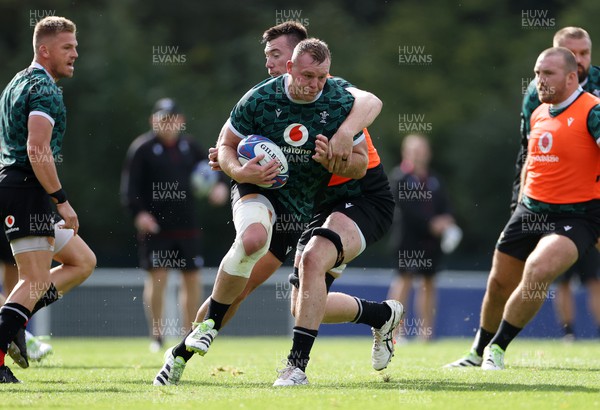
319, 211, 364, 268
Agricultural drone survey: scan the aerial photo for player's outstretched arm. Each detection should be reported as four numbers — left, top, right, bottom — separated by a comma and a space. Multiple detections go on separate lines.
27, 116, 79, 234
313, 134, 368, 179
219, 128, 280, 186
327, 87, 382, 174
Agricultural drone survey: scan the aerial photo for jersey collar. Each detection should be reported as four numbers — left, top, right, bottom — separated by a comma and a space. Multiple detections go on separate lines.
283, 73, 322, 104
29, 61, 56, 83
550, 86, 583, 111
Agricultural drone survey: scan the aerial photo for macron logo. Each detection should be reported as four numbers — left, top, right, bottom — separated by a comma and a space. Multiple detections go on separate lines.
275, 109, 282, 118
345, 202, 353, 209
567, 117, 574, 127
564, 225, 573, 231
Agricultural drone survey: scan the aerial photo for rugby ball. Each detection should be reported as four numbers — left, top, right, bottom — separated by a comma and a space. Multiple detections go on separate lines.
237, 135, 289, 189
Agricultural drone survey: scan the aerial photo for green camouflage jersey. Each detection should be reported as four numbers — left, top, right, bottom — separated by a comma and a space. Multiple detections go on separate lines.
511, 65, 600, 208
0, 63, 66, 187
318, 178, 363, 206
314, 75, 365, 206
239, 75, 372, 210
229, 74, 362, 222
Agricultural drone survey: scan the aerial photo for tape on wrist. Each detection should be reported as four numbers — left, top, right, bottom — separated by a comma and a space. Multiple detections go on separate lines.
49, 188, 67, 204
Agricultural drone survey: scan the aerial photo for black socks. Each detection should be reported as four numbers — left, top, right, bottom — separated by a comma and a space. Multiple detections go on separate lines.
351, 297, 392, 329
31, 283, 60, 315
473, 327, 496, 357
205, 298, 231, 331
287, 326, 318, 371
489, 320, 522, 351
0, 303, 31, 365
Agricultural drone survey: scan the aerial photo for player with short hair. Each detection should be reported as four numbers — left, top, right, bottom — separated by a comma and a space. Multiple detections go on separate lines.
446, 27, 600, 369
273, 37, 400, 385
260, 24, 401, 363
0, 16, 96, 383
153, 36, 388, 386
154, 23, 398, 386
449, 47, 600, 370
524, 27, 600, 340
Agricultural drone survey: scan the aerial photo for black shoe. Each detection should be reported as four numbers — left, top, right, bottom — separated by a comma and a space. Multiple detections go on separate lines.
8, 327, 29, 369
0, 365, 21, 383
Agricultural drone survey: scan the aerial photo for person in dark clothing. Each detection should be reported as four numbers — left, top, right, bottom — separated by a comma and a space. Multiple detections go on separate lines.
387, 133, 461, 341
121, 98, 227, 352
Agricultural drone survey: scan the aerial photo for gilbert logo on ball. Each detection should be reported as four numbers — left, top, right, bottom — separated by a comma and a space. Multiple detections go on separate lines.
238, 135, 289, 189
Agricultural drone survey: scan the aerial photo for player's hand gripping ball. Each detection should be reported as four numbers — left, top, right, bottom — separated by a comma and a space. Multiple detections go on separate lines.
237, 135, 289, 189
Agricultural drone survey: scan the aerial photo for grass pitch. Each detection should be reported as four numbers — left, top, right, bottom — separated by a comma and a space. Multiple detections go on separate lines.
1, 337, 599, 410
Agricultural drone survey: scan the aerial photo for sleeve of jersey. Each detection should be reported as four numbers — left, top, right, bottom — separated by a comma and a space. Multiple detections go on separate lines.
227, 88, 258, 139
328, 76, 355, 90
352, 130, 365, 145
521, 80, 540, 141
28, 78, 57, 127
587, 104, 600, 145
327, 80, 363, 144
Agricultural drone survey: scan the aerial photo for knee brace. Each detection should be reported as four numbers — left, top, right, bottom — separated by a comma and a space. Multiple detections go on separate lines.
312, 227, 345, 268
221, 198, 274, 278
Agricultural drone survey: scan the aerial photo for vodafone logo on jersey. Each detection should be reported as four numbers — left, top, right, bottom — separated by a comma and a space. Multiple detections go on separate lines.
538, 132, 553, 153
5, 215, 15, 228
530, 132, 559, 163
283, 123, 309, 147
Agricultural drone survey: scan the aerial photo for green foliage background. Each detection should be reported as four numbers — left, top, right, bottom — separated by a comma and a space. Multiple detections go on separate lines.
1, 0, 598, 268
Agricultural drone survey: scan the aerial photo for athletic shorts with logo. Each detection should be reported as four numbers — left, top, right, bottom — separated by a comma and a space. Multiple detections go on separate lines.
496, 202, 600, 262
296, 164, 395, 251
0, 185, 55, 241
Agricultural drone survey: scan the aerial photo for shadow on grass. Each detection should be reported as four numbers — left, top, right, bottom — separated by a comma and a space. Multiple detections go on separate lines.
30, 365, 158, 370
510, 365, 600, 372
171, 378, 600, 393
0, 386, 131, 393
392, 378, 599, 393
4, 378, 598, 394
